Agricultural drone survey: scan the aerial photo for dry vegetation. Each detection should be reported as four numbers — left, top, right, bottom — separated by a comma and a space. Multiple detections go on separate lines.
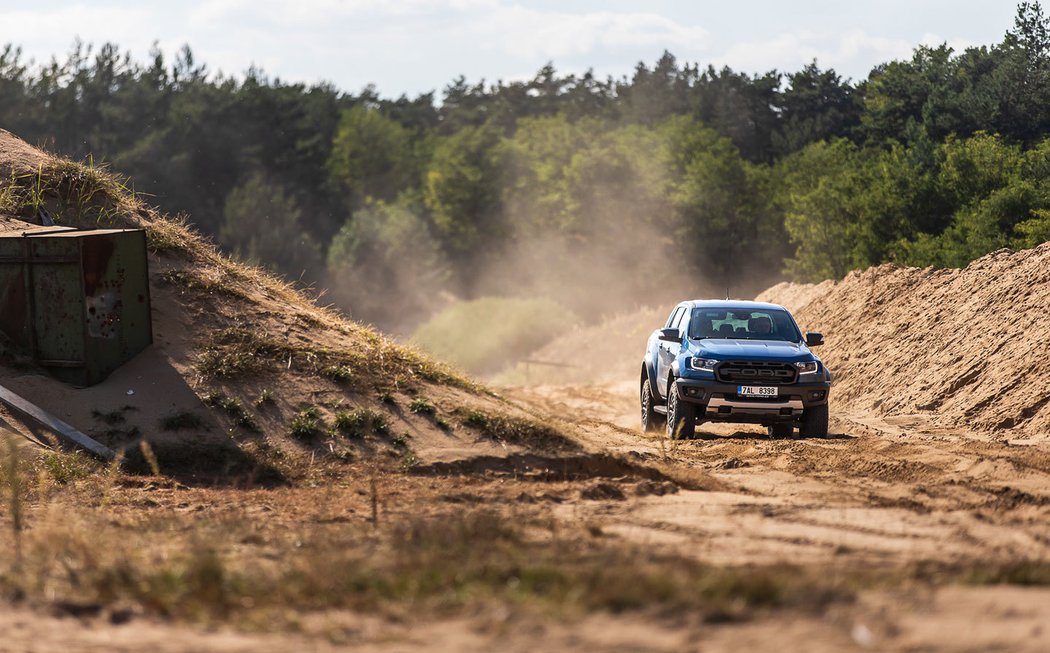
0, 443, 856, 630
3, 130, 1050, 651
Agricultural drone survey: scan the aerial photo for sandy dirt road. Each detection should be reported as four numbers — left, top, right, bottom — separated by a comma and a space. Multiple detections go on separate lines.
496, 381, 1050, 650
2, 381, 1050, 652
506, 382, 1050, 568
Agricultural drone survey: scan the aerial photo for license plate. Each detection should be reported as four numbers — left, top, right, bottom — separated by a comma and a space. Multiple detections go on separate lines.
738, 385, 778, 397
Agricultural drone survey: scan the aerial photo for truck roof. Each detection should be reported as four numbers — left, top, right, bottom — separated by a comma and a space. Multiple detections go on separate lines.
685, 299, 788, 311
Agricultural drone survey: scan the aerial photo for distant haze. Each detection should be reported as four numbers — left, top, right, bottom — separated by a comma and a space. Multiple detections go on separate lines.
0, 0, 1017, 96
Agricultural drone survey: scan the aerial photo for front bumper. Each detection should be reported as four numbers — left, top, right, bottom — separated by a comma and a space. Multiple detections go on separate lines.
674, 377, 830, 424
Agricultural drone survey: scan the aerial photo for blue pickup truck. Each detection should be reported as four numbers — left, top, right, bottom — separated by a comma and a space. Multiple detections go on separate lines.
640, 300, 832, 439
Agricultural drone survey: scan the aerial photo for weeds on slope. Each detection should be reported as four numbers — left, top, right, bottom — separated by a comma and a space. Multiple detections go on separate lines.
0, 501, 852, 628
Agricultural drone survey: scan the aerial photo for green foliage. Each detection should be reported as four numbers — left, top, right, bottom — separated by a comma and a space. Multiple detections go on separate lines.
411, 297, 576, 374
8, 11, 1050, 316
779, 139, 864, 281
332, 407, 388, 437
326, 196, 448, 330
321, 365, 353, 384
204, 392, 259, 433
328, 105, 420, 204
456, 409, 576, 451
424, 122, 506, 278
218, 174, 321, 279
409, 398, 435, 415
290, 406, 323, 439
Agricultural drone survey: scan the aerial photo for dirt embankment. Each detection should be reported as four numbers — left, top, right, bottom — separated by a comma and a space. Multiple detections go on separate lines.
762, 246, 1050, 440
0, 128, 567, 477
755, 279, 836, 314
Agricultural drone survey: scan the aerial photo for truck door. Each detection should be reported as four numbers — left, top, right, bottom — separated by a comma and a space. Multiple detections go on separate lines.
657, 306, 687, 397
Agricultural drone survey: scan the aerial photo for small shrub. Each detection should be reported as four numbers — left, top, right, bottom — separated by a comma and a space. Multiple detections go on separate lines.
409, 398, 435, 415
235, 413, 259, 433
371, 412, 389, 435
458, 409, 575, 450
203, 393, 258, 432
463, 410, 488, 428
322, 365, 353, 384
255, 389, 275, 407
290, 407, 323, 439
36, 450, 101, 485
333, 408, 389, 437
333, 410, 363, 435
219, 397, 243, 415
377, 390, 396, 405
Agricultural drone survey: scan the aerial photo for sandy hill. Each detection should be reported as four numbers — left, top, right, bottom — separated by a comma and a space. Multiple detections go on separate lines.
0, 128, 564, 481
754, 279, 836, 314
761, 247, 1050, 440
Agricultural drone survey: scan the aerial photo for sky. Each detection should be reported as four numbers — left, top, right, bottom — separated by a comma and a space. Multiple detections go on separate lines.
0, 1, 1022, 97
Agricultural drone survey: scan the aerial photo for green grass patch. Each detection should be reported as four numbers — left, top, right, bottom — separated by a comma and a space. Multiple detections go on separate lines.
290, 406, 324, 439
203, 392, 259, 433
409, 398, 436, 415
333, 408, 389, 438
322, 365, 353, 384
456, 409, 577, 451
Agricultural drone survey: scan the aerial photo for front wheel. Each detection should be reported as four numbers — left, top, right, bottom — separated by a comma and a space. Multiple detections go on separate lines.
640, 377, 665, 432
666, 379, 696, 440
800, 403, 829, 438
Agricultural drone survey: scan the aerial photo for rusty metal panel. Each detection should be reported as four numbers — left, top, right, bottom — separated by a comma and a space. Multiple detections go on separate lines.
0, 246, 30, 350
0, 228, 152, 387
80, 230, 152, 385
31, 260, 84, 365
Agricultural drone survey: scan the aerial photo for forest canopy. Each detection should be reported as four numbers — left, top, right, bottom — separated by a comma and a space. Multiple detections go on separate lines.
2, 3, 1050, 332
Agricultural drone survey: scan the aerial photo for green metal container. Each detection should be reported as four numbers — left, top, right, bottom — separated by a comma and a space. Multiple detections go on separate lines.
0, 227, 152, 387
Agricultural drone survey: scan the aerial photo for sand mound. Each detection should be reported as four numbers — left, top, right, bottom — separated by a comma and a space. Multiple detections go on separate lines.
0, 129, 546, 480
0, 128, 51, 180
762, 245, 1050, 439
754, 279, 835, 313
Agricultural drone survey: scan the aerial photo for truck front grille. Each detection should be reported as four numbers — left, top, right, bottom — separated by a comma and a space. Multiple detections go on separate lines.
716, 361, 798, 385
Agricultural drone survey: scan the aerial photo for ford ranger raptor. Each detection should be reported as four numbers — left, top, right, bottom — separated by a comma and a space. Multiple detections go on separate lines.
640, 300, 832, 439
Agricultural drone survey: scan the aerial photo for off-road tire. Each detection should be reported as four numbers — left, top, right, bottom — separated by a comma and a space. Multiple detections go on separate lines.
640, 377, 665, 432
800, 403, 829, 438
769, 422, 794, 439
666, 378, 696, 440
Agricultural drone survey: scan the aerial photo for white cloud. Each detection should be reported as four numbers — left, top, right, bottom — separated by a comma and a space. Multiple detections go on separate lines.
187, 0, 707, 62
189, 0, 495, 29
713, 29, 920, 78
466, 6, 708, 60
0, 4, 156, 61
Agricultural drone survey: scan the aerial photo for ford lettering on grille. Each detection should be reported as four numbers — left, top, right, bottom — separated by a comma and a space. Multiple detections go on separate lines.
717, 361, 798, 385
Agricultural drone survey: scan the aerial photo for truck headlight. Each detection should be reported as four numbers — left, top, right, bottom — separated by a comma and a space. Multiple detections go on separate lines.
795, 361, 819, 375
689, 358, 719, 372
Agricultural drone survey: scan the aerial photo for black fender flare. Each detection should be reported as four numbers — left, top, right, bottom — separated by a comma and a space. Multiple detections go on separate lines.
641, 359, 664, 404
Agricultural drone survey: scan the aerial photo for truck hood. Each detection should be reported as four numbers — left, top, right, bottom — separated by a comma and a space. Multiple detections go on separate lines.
690, 338, 814, 361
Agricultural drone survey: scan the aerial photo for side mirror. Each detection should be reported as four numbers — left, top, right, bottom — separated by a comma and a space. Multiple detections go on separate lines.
805, 332, 824, 347
658, 328, 681, 343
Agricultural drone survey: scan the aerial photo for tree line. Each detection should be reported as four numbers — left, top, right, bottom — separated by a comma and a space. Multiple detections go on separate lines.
1, 3, 1049, 331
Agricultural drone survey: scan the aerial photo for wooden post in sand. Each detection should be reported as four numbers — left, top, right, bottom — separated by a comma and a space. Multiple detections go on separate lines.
0, 384, 115, 460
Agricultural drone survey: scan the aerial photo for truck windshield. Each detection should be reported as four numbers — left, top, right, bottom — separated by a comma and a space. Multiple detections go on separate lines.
688, 307, 802, 342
